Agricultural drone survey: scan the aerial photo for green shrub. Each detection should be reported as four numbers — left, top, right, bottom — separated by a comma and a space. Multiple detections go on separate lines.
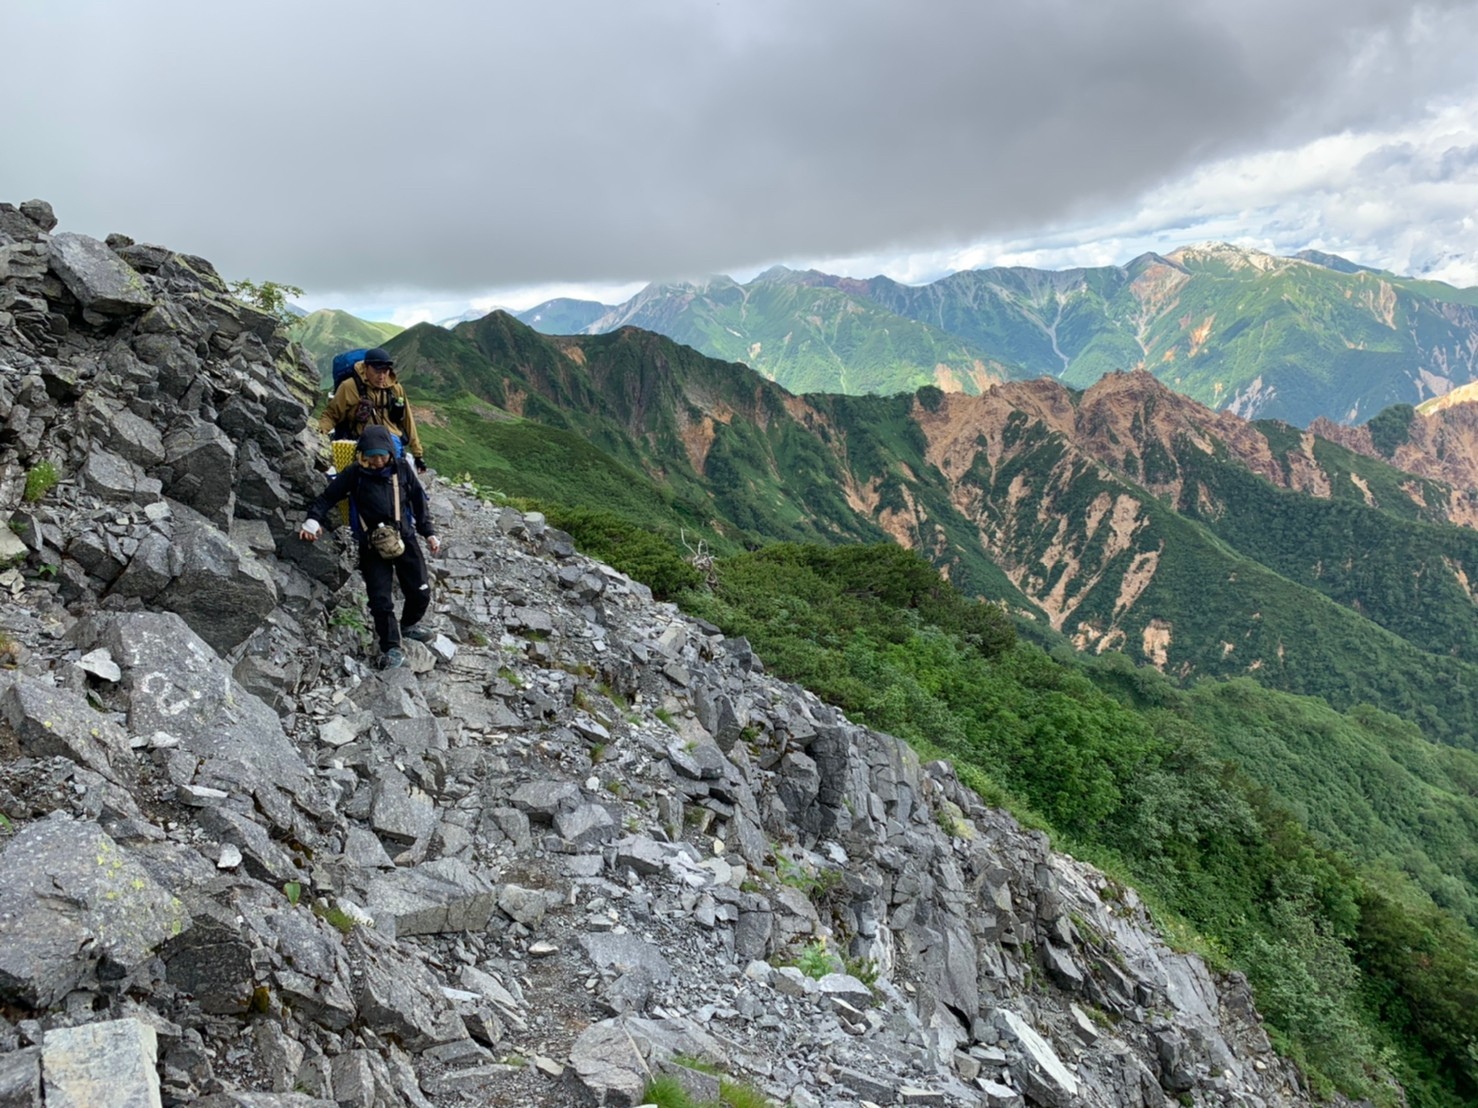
792, 940, 840, 980
717, 1078, 775, 1108
641, 1075, 697, 1108
546, 505, 702, 600
22, 462, 59, 503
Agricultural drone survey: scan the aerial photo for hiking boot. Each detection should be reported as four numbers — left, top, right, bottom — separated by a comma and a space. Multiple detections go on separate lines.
400, 624, 432, 643
378, 646, 406, 670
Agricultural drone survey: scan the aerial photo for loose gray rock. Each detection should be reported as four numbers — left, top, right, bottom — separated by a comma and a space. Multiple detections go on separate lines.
0, 1047, 41, 1108
367, 859, 495, 939
0, 820, 187, 1008
48, 232, 154, 315
41, 1018, 161, 1108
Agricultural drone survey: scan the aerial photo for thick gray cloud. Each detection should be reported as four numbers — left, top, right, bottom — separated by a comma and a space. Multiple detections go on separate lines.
2, 0, 1475, 298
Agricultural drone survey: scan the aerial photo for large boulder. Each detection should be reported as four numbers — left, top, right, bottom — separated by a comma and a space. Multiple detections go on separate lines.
69, 611, 314, 810
0, 820, 188, 1009
161, 417, 237, 527
47, 232, 154, 317
41, 1018, 163, 1108
0, 673, 135, 784
153, 507, 277, 653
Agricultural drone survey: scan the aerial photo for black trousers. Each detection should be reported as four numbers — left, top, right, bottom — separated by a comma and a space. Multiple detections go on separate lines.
360, 538, 430, 651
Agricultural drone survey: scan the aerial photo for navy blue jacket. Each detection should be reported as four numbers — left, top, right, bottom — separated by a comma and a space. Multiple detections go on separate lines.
306, 458, 435, 543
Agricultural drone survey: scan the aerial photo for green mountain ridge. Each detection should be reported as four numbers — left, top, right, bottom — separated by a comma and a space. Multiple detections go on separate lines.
508, 245, 1478, 426
549, 272, 1019, 397
289, 309, 404, 385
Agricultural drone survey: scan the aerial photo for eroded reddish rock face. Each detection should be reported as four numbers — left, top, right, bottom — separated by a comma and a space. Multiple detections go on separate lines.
896, 369, 1478, 653
1313, 404, 1478, 528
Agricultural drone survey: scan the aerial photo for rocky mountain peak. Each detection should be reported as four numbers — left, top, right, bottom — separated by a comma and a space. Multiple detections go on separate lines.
1166, 242, 1289, 274
0, 200, 1328, 1106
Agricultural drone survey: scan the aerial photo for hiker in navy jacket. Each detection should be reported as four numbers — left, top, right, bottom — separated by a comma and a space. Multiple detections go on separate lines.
298, 425, 441, 669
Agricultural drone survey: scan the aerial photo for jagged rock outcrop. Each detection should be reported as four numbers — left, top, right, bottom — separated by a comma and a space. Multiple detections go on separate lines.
0, 201, 1332, 1106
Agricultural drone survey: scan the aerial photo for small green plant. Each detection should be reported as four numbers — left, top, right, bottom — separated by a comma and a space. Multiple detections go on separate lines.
598, 682, 630, 710
776, 856, 846, 912
654, 707, 677, 730
312, 902, 357, 934
792, 939, 840, 980
32, 562, 57, 579
718, 1078, 775, 1108
589, 741, 608, 763
641, 1075, 695, 1108
935, 802, 974, 840
22, 462, 59, 503
282, 881, 302, 905
0, 810, 14, 834
499, 666, 524, 688
842, 955, 879, 987
466, 629, 489, 647
329, 607, 367, 633
643, 1061, 777, 1107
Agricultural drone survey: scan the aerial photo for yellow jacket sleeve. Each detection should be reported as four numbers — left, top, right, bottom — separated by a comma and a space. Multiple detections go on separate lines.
398, 387, 424, 460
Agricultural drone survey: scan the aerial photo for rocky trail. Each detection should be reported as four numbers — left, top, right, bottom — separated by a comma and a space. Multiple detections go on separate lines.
0, 199, 1328, 1107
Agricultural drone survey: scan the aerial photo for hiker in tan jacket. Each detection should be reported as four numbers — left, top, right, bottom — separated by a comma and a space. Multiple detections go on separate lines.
318, 347, 427, 471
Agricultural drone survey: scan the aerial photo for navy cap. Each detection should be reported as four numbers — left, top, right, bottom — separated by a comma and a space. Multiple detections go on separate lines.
363, 347, 394, 368
357, 425, 395, 457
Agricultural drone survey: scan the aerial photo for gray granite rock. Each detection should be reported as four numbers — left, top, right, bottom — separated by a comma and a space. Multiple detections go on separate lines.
0, 673, 134, 783
155, 508, 277, 652
993, 1009, 1079, 1108
71, 611, 313, 806
0, 821, 187, 1008
162, 417, 237, 527
367, 859, 495, 938
0, 1046, 41, 1108
555, 802, 617, 847
370, 766, 437, 846
48, 232, 154, 315
42, 1019, 161, 1108
351, 933, 464, 1053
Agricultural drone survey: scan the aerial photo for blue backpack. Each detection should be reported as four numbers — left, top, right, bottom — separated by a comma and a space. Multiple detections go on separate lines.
331, 348, 368, 391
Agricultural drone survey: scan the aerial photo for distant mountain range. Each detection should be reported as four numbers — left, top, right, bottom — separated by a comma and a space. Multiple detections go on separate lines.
381, 309, 1478, 751
506, 245, 1478, 427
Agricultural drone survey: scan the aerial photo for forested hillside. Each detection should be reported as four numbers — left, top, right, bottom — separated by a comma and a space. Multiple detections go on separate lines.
388, 314, 1478, 748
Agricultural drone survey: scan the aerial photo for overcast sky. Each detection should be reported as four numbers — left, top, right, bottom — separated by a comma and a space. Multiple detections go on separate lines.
5, 0, 1478, 323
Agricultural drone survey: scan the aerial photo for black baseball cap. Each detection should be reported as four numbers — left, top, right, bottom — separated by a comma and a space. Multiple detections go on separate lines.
363, 348, 394, 368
